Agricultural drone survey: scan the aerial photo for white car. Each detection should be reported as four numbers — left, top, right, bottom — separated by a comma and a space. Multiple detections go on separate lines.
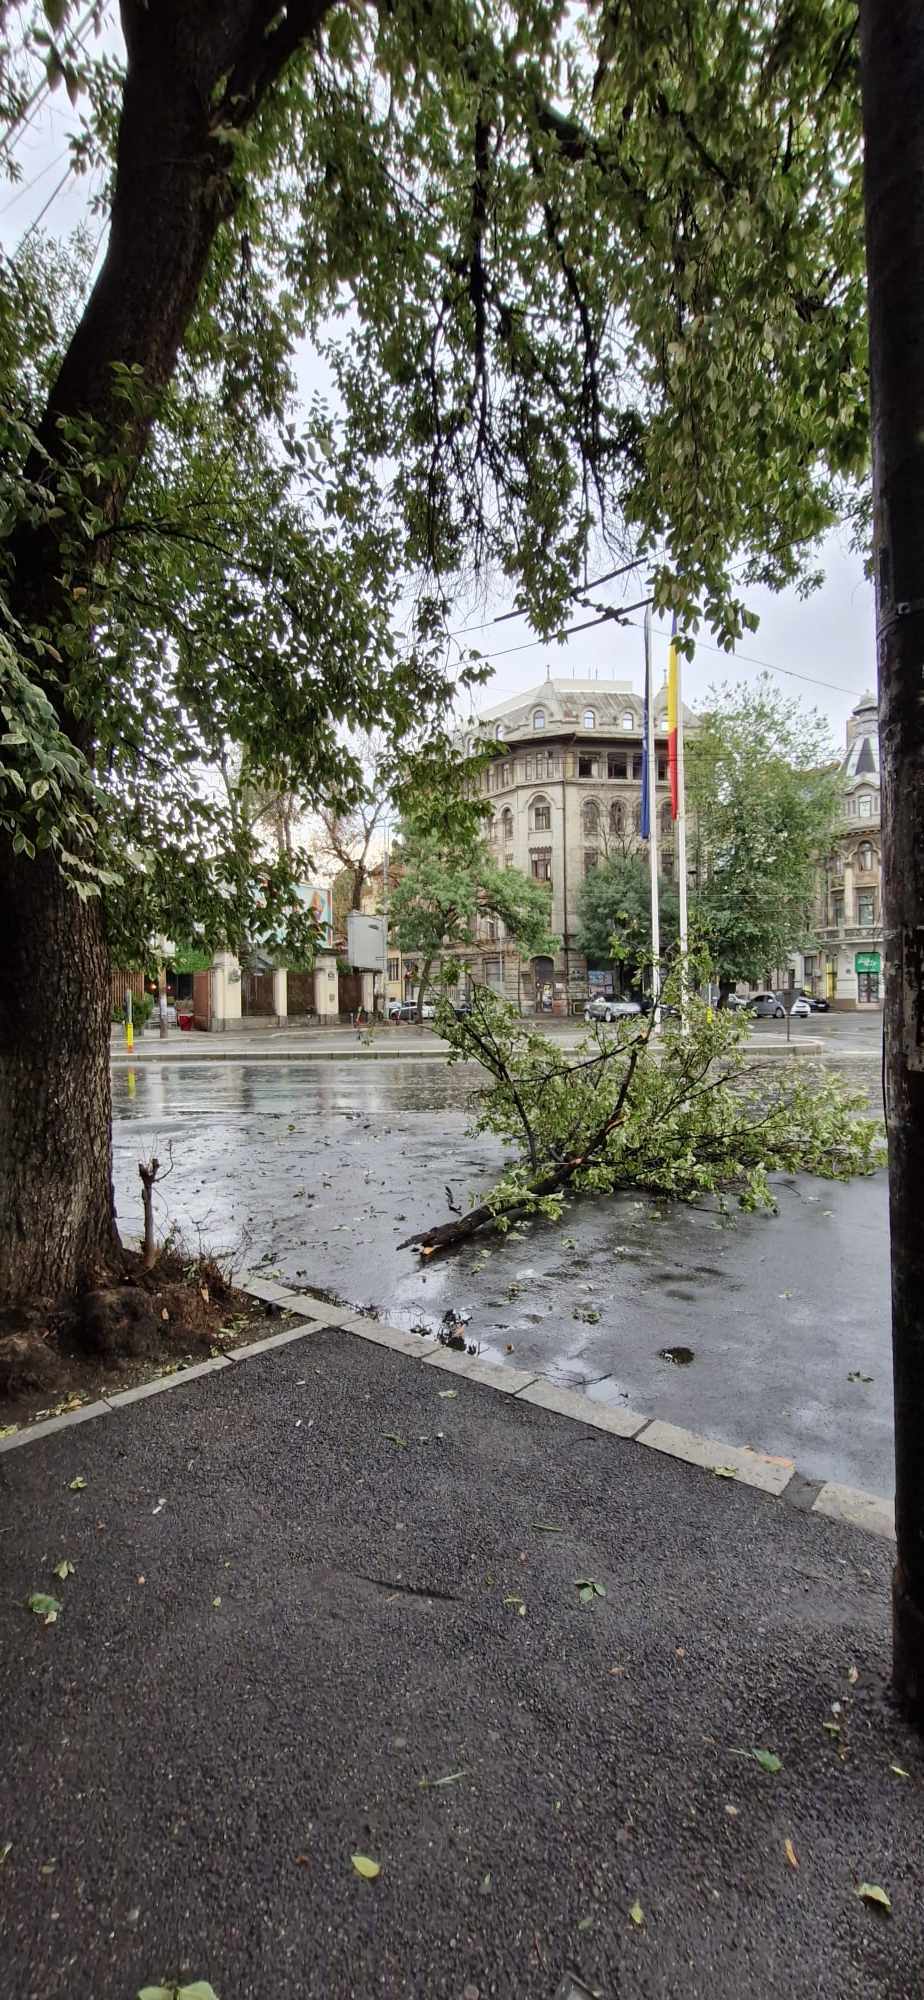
584, 995, 641, 1024
788, 996, 813, 1019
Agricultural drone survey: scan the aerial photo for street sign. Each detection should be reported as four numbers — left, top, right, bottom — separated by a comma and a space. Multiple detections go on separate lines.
855, 950, 881, 974
347, 911, 387, 972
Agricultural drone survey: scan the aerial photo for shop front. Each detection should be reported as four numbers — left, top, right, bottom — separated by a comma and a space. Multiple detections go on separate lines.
855, 949, 881, 1006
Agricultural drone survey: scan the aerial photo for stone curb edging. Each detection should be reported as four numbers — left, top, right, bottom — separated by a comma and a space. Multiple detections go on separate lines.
0, 1271, 896, 1543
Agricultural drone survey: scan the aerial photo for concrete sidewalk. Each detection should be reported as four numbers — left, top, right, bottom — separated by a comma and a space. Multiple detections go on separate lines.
0, 1317, 919, 2000
110, 1023, 825, 1063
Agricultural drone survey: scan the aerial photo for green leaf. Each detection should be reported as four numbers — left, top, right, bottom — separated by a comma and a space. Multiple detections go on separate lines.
750, 1749, 782, 1774
67, 1476, 87, 1491
0, 1842, 11, 1866
531, 1522, 564, 1532
27, 1592, 62, 1625
382, 1433, 406, 1448
629, 1899, 645, 1927
418, 1768, 469, 1788
713, 1465, 738, 1479
52, 1559, 76, 1580
890, 1764, 910, 1779
503, 1594, 527, 1616
855, 1883, 891, 1912
351, 1853, 381, 1879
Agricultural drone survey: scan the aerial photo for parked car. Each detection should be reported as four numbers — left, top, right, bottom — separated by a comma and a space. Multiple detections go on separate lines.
788, 996, 814, 1019
584, 994, 642, 1023
748, 991, 786, 1019
452, 998, 473, 1019
390, 998, 437, 1022
724, 993, 750, 1011
809, 995, 831, 1012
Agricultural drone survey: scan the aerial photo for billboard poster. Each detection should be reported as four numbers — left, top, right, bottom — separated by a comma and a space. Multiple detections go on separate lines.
295, 882, 333, 949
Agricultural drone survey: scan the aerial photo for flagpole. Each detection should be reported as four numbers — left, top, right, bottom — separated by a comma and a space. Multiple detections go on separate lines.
674, 630, 689, 1024
644, 605, 661, 1028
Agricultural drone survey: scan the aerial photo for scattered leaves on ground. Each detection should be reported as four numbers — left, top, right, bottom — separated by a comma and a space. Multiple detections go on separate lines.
351, 1854, 381, 1880
437, 1390, 457, 1400
629, 1899, 645, 1928
383, 1433, 406, 1449
52, 1559, 75, 1581
823, 1721, 841, 1737
0, 1424, 19, 1439
847, 1371, 873, 1385
713, 1465, 738, 1479
532, 1521, 564, 1533
67, 1476, 86, 1491
419, 1769, 469, 1789
139, 1985, 220, 2000
890, 1764, 910, 1779
785, 1838, 799, 1870
27, 1593, 62, 1626
856, 1883, 891, 1912
575, 1577, 606, 1604
503, 1593, 527, 1616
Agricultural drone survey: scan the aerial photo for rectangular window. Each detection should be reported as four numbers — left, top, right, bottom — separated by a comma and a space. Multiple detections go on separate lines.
858, 794, 873, 818
657, 756, 668, 781
387, 957, 399, 981
583, 849, 599, 877
607, 753, 627, 780
632, 754, 644, 780
578, 754, 598, 778
533, 804, 551, 831
530, 850, 552, 882
483, 955, 503, 987
856, 889, 875, 927
831, 891, 845, 925
545, 754, 561, 778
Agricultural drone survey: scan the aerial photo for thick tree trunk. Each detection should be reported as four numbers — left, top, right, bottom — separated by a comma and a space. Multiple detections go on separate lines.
859, 0, 924, 1724
0, 849, 119, 1307
2, 0, 333, 1312
416, 952, 435, 1022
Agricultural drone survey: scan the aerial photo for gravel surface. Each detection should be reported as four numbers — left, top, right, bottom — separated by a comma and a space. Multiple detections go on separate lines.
0, 1325, 920, 2000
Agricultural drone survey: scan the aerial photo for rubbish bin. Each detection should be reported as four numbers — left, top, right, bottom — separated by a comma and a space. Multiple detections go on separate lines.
178, 1010, 193, 1032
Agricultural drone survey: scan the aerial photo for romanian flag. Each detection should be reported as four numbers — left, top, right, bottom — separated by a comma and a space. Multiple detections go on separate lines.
667, 614, 680, 820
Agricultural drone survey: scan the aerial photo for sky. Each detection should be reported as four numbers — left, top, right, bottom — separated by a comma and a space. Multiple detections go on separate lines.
1, 42, 877, 766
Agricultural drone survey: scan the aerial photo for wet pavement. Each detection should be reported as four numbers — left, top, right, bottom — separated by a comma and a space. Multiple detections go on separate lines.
112, 1057, 891, 1497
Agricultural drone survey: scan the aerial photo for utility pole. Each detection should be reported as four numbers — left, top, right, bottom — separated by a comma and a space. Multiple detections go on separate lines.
859, 0, 924, 1723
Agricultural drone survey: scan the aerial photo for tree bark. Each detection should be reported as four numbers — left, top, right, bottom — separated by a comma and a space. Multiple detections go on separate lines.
0, 849, 119, 1306
1, 0, 334, 1312
859, 0, 924, 1725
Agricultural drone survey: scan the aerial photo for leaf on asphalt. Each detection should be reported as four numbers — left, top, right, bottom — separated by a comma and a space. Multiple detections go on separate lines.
212, 1596, 221, 1608
139, 1987, 220, 2000
629, 1899, 645, 1927
351, 1853, 381, 1880
383, 1433, 406, 1449
0, 1842, 11, 1865
0, 1423, 19, 1439
480, 1871, 492, 1895
52, 1559, 76, 1580
823, 1721, 841, 1736
532, 1522, 564, 1533
437, 1390, 457, 1399
785, 1838, 799, 1870
890, 1764, 910, 1779
712, 1465, 738, 1479
575, 1577, 605, 1603
577, 1915, 593, 1932
67, 1476, 87, 1491
419, 1769, 469, 1788
847, 1371, 873, 1384
749, 1749, 782, 1774
856, 1883, 891, 1912
847, 1665, 858, 1684
503, 1593, 527, 1616
152, 1497, 167, 1515
27, 1593, 62, 1626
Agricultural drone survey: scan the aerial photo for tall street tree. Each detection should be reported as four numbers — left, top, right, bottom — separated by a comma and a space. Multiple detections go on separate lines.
686, 680, 840, 1003
389, 826, 557, 1018
577, 854, 680, 989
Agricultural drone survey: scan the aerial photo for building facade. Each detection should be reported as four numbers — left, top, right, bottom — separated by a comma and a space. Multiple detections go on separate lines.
789, 692, 883, 1010
445, 673, 694, 1012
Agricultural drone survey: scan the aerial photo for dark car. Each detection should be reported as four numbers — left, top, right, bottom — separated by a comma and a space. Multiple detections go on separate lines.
809, 995, 831, 1012
452, 998, 473, 1019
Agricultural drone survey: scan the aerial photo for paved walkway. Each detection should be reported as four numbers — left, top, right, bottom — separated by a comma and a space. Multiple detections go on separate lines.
111, 1023, 828, 1063
0, 1317, 919, 2000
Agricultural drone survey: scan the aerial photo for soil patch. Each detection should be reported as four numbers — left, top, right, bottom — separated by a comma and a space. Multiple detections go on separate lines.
0, 1248, 298, 1435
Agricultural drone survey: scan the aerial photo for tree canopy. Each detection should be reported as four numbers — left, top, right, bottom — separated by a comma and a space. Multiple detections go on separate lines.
686, 677, 840, 988
388, 825, 557, 1010
577, 853, 680, 981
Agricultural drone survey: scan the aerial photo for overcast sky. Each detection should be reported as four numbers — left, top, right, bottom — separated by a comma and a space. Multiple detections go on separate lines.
2, 68, 876, 764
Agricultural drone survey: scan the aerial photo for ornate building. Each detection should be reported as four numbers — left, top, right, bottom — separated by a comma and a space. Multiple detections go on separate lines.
452, 672, 696, 1011
790, 692, 882, 1009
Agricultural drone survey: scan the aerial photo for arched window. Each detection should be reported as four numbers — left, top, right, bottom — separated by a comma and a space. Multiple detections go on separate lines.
582, 799, 600, 836
501, 807, 514, 843
582, 708, 596, 729
530, 794, 551, 832
857, 841, 874, 873
660, 801, 673, 841
632, 800, 643, 835
621, 711, 635, 730
532, 707, 546, 731
609, 800, 624, 836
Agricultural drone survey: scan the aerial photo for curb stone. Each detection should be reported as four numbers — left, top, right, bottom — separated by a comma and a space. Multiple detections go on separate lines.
0, 1280, 896, 1542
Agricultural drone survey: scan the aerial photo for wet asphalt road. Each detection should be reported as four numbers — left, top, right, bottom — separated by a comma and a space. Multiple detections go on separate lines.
111, 1050, 892, 1498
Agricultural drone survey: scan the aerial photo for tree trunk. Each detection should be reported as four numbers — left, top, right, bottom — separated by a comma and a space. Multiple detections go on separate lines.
416, 952, 435, 1022
859, 0, 924, 1725
717, 976, 732, 1010
0, 849, 119, 1307
2, 0, 333, 1313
